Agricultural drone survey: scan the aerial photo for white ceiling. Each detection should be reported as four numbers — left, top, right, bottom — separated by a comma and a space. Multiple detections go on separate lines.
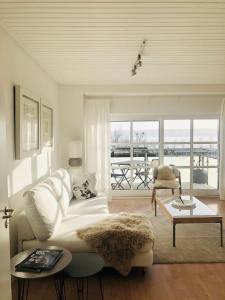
0, 0, 225, 85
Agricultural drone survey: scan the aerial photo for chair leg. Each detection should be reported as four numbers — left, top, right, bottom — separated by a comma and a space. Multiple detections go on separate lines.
172, 189, 174, 195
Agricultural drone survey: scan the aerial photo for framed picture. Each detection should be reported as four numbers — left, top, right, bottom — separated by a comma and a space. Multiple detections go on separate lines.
41, 104, 53, 147
14, 85, 41, 159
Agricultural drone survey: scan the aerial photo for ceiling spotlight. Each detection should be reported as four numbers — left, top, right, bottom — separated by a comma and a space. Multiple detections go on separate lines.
131, 39, 147, 76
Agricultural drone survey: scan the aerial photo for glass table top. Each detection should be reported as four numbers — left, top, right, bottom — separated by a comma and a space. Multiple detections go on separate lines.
64, 253, 104, 278
160, 195, 218, 218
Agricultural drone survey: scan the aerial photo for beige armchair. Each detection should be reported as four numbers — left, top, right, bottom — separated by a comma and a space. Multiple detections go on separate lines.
151, 165, 182, 203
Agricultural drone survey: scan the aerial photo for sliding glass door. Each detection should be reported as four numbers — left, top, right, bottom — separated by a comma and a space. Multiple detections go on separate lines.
111, 120, 159, 190
163, 120, 191, 189
192, 119, 219, 190
110, 117, 219, 193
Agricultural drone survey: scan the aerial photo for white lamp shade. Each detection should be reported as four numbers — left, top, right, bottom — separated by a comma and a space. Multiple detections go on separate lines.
68, 141, 82, 158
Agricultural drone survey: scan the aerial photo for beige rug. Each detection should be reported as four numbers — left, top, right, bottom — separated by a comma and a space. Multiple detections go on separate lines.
148, 210, 225, 263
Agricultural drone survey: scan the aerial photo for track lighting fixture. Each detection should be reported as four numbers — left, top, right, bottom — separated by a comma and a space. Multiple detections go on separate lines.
131, 39, 147, 76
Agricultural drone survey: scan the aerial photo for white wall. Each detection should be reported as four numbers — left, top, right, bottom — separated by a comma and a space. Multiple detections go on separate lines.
59, 84, 225, 167
0, 26, 61, 254
110, 95, 222, 116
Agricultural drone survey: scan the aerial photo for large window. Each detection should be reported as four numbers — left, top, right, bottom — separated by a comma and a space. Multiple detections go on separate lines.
163, 119, 219, 190
111, 121, 159, 190
192, 119, 219, 189
164, 120, 191, 189
110, 118, 219, 191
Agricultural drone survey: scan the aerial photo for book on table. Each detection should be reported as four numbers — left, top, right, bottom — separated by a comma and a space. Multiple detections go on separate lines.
15, 249, 64, 273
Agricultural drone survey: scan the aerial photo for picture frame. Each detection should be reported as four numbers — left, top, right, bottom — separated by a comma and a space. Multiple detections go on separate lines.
41, 104, 53, 148
14, 85, 41, 160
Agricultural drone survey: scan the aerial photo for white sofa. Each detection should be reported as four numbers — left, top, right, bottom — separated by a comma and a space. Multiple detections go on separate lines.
18, 168, 154, 268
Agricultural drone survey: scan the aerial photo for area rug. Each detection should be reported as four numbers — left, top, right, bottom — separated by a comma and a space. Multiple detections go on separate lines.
147, 210, 225, 263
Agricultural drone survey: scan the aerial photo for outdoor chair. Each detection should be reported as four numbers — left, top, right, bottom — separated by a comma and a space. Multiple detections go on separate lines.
134, 162, 151, 189
111, 164, 131, 190
133, 158, 159, 189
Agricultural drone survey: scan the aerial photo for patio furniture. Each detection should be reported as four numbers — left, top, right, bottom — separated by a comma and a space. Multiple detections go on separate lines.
133, 162, 151, 189
133, 159, 159, 189
111, 164, 131, 190
111, 159, 159, 190
152, 165, 182, 203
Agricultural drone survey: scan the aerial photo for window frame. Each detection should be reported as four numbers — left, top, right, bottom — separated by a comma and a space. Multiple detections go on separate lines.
110, 114, 220, 195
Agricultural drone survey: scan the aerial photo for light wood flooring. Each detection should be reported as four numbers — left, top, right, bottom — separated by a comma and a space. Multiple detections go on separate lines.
13, 197, 225, 300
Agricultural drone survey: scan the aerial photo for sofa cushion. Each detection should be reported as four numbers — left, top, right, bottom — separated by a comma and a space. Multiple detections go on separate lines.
68, 194, 109, 215
17, 211, 36, 251
22, 214, 153, 255
45, 168, 73, 216
25, 182, 63, 241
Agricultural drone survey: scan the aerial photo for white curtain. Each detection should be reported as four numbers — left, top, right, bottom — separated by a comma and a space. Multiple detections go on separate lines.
219, 98, 225, 200
84, 99, 111, 194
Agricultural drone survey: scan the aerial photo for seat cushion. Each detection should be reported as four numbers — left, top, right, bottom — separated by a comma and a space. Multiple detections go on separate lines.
68, 194, 109, 215
25, 181, 63, 241
153, 179, 180, 189
22, 214, 153, 255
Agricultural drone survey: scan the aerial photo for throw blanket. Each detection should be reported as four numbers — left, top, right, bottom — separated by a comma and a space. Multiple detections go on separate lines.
77, 213, 155, 276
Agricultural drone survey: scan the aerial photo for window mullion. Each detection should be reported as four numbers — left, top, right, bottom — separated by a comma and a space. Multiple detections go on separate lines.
160, 118, 164, 165
130, 121, 134, 189
190, 119, 194, 190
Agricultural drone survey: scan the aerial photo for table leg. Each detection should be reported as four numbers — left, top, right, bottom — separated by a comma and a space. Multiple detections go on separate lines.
54, 272, 66, 300
220, 221, 223, 247
98, 273, 104, 300
154, 197, 157, 217
76, 278, 88, 300
173, 223, 176, 247
17, 278, 29, 300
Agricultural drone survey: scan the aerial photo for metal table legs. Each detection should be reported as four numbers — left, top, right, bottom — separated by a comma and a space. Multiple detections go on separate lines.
154, 200, 223, 248
172, 221, 223, 248
75, 274, 104, 300
173, 223, 176, 247
17, 278, 29, 300
54, 272, 66, 300
17, 273, 66, 300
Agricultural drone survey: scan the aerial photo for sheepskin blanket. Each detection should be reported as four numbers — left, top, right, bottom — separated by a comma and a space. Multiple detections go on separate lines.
77, 213, 154, 276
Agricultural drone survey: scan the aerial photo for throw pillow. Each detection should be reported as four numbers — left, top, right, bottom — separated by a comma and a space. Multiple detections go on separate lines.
73, 177, 97, 200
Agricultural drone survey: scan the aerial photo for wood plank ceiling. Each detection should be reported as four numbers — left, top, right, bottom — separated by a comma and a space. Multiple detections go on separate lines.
0, 0, 225, 85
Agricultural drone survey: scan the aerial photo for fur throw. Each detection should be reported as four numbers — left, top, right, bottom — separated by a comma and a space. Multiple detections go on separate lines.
155, 165, 176, 180
77, 213, 154, 276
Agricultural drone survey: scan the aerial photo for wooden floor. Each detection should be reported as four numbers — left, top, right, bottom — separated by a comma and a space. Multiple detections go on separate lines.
13, 197, 225, 300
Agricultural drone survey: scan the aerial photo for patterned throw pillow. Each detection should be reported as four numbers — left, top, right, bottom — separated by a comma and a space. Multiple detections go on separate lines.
72, 178, 97, 200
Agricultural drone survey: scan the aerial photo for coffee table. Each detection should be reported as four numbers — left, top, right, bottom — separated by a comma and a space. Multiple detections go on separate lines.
11, 246, 72, 300
154, 195, 223, 247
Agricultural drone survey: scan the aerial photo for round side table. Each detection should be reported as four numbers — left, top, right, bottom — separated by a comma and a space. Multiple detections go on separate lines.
11, 246, 72, 300
64, 253, 104, 300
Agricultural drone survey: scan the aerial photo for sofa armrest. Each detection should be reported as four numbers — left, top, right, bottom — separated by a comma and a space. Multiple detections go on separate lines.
17, 211, 35, 251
